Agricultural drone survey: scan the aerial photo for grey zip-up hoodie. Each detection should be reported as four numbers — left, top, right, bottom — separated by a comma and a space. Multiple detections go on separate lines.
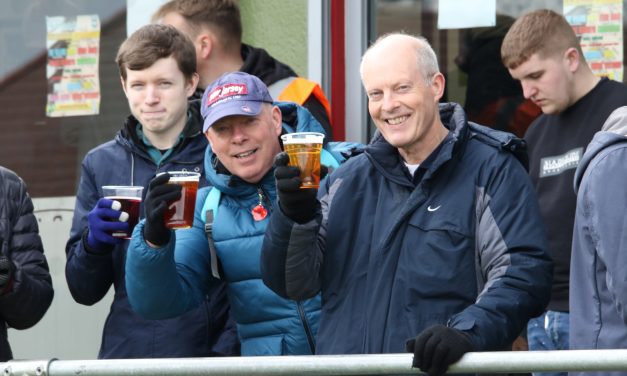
570, 106, 627, 376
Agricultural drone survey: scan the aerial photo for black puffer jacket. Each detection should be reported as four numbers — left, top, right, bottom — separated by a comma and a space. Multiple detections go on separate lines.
0, 166, 54, 361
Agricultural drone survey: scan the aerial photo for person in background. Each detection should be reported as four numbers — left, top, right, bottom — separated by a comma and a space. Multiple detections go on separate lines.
0, 165, 54, 361
260, 33, 552, 376
152, 0, 333, 139
570, 106, 627, 376
64, 24, 238, 359
501, 10, 627, 375
455, 14, 541, 138
125, 71, 352, 356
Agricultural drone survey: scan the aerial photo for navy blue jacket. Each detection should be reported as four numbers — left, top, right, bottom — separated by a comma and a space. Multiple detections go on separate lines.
65, 101, 239, 359
261, 103, 553, 354
0, 166, 54, 361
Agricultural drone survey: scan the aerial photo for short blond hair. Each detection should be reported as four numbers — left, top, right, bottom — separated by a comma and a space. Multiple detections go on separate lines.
501, 9, 583, 69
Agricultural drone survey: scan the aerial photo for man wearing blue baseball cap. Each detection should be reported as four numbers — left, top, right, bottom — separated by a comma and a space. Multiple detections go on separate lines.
125, 71, 355, 355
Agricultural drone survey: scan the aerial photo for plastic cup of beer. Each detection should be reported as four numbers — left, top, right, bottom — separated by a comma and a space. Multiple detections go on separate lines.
102, 185, 144, 239
281, 132, 325, 189
165, 171, 200, 229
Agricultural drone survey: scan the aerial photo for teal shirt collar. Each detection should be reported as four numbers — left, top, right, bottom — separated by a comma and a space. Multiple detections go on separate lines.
136, 112, 191, 165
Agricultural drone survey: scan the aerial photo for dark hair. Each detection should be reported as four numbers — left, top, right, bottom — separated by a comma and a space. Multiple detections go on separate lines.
153, 0, 242, 53
501, 9, 583, 69
116, 24, 197, 81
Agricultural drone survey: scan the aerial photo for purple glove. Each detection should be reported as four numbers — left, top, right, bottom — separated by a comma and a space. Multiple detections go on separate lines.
85, 198, 129, 253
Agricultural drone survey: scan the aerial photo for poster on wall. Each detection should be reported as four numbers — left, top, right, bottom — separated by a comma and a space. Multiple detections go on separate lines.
46, 15, 101, 117
564, 0, 623, 81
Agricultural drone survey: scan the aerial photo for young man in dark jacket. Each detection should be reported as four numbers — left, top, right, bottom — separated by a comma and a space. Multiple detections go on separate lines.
65, 24, 238, 359
261, 33, 553, 376
502, 11, 627, 375
152, 0, 333, 139
0, 166, 54, 361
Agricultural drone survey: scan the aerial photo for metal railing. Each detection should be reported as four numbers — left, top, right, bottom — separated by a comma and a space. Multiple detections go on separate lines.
4, 350, 627, 376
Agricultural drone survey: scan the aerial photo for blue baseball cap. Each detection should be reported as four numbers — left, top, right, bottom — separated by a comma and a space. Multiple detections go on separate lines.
201, 72, 274, 132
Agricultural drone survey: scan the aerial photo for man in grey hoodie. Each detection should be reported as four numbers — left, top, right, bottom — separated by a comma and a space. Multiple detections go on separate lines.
570, 106, 627, 376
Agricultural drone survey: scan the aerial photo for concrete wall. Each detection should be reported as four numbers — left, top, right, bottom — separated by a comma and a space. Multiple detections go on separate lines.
240, 0, 308, 77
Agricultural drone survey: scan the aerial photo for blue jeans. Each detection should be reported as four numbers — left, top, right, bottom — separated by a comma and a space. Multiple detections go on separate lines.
527, 311, 569, 376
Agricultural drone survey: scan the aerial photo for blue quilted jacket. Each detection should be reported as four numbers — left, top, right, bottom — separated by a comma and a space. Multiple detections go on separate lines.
126, 102, 357, 355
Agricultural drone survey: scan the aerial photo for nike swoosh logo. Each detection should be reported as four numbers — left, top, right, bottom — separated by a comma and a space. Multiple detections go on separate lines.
427, 205, 441, 212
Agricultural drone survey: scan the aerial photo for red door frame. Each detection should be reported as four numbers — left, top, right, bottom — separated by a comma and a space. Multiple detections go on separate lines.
330, 0, 346, 141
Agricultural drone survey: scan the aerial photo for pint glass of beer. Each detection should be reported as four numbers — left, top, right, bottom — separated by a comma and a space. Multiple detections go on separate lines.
165, 171, 200, 229
102, 185, 144, 239
281, 132, 325, 189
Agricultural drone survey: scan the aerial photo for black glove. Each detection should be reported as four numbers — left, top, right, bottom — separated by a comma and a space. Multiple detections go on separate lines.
274, 152, 320, 224
0, 255, 15, 294
143, 173, 181, 247
405, 325, 475, 376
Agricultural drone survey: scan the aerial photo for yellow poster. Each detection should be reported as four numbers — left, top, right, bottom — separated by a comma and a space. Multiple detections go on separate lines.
46, 15, 101, 117
564, 0, 623, 81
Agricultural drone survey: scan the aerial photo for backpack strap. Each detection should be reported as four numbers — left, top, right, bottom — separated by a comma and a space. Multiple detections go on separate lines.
202, 188, 222, 279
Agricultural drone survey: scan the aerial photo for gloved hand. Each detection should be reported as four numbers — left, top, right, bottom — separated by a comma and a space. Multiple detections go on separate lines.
405, 325, 475, 376
274, 152, 320, 224
0, 255, 15, 294
86, 198, 129, 252
143, 173, 181, 247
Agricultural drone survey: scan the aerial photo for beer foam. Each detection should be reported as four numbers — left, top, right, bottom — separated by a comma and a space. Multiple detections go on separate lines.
281, 132, 324, 145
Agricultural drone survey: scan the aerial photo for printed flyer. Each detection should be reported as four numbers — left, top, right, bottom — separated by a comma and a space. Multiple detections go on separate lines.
46, 14, 101, 117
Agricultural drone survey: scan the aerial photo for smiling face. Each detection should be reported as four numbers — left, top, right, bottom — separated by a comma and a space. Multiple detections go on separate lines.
205, 104, 283, 183
361, 36, 446, 163
122, 56, 198, 145
508, 50, 577, 115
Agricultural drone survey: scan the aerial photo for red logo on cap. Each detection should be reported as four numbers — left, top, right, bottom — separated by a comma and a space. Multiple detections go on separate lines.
206, 84, 248, 107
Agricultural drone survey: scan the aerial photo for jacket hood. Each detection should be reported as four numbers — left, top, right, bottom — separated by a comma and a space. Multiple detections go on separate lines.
240, 44, 297, 86
204, 101, 328, 196
574, 106, 627, 190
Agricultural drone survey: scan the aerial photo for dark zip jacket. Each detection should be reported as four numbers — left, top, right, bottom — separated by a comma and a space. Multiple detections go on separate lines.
65, 101, 239, 358
0, 166, 54, 361
261, 102, 553, 354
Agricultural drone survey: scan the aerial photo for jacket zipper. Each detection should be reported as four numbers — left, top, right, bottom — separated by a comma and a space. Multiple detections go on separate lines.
296, 301, 316, 354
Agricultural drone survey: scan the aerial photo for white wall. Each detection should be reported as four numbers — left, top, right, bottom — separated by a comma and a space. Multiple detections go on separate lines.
8, 196, 112, 360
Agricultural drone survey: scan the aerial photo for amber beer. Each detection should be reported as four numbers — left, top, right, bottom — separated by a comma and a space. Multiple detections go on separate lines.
165, 171, 200, 229
102, 185, 144, 239
281, 132, 325, 189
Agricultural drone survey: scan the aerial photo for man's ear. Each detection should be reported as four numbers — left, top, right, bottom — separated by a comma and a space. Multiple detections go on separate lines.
564, 47, 581, 73
197, 33, 213, 59
120, 77, 128, 97
430, 72, 446, 102
271, 105, 283, 136
186, 72, 200, 97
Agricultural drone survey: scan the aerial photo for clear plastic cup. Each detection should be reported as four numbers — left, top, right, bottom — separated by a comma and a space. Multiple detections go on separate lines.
164, 171, 200, 229
281, 132, 325, 189
102, 185, 143, 239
